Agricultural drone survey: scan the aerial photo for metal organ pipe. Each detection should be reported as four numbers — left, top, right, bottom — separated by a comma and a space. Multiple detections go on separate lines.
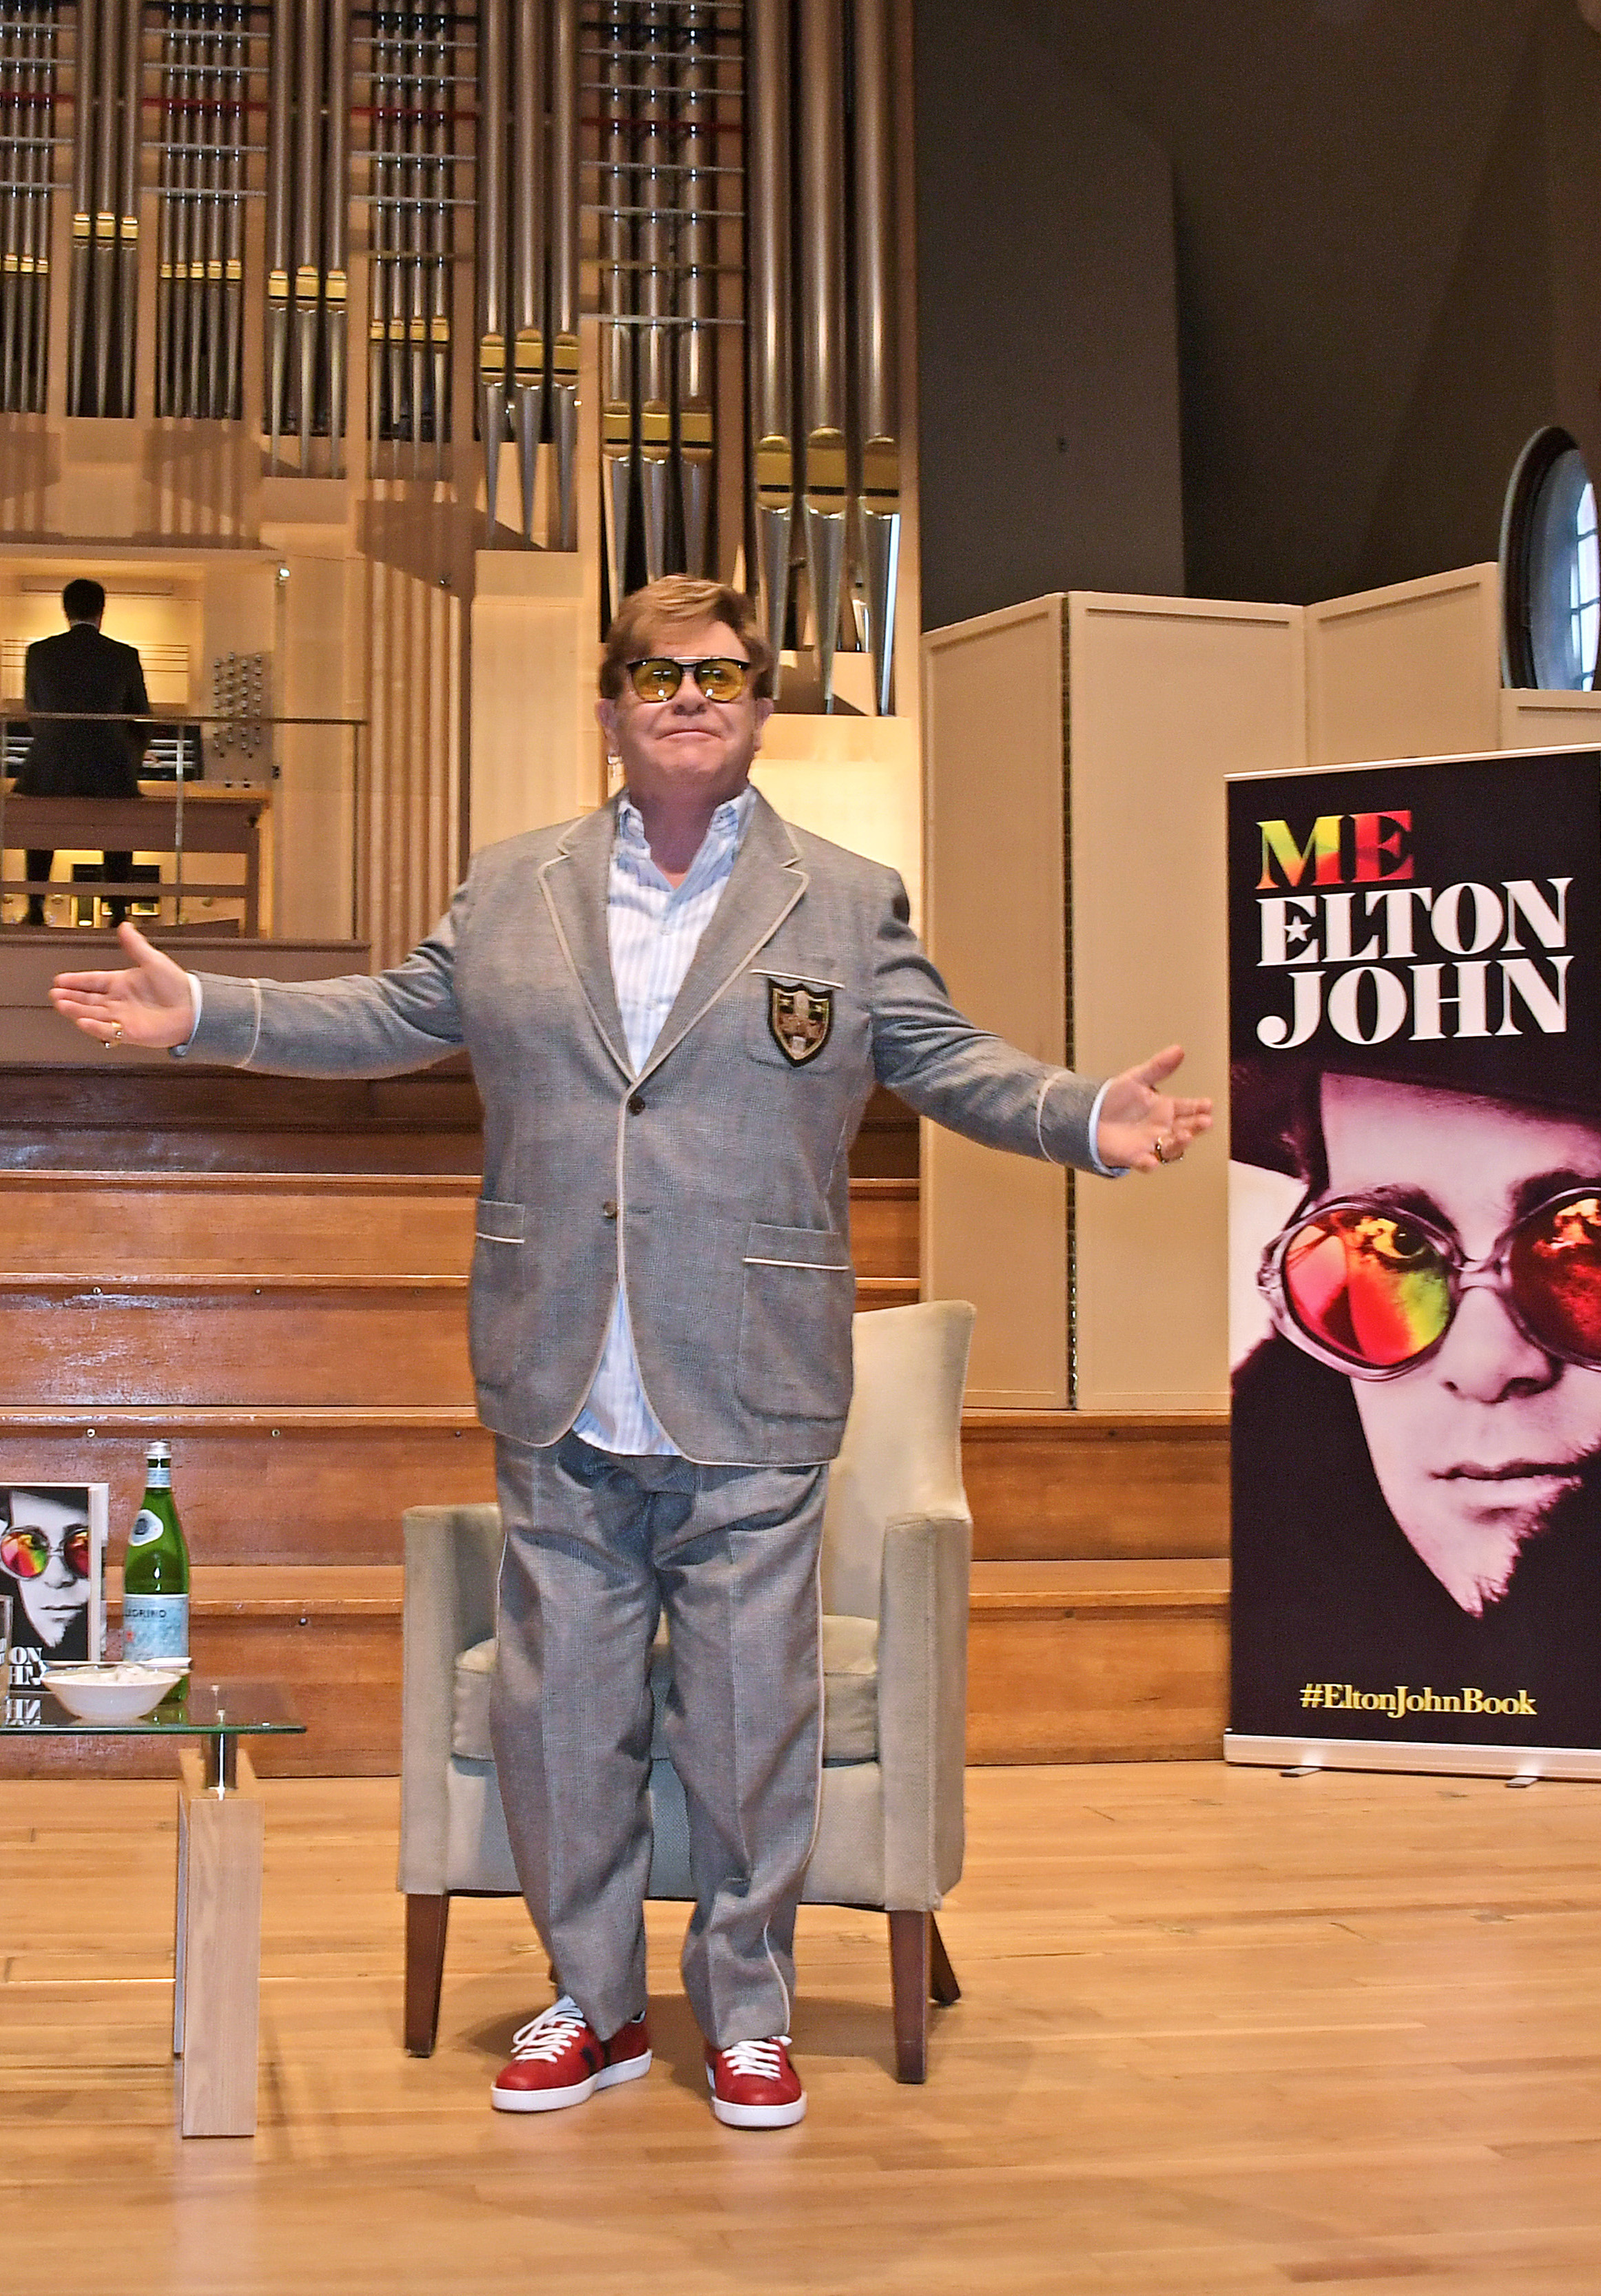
89, 0, 117, 411
395, 6, 417, 464
265, 0, 292, 461
637, 4, 671, 583
66, 0, 96, 411
675, 6, 715, 579
511, 0, 545, 541
114, 0, 138, 418
1, 8, 21, 408
853, 0, 899, 716
293, 0, 324, 464
796, 0, 848, 710
747, 0, 792, 685
476, 0, 507, 533
428, 1, 451, 478
599, 5, 634, 609
324, 0, 350, 470
549, 0, 579, 547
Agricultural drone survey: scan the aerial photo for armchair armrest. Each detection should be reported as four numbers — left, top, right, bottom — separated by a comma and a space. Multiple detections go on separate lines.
398, 1503, 503, 1893
876, 1513, 972, 1910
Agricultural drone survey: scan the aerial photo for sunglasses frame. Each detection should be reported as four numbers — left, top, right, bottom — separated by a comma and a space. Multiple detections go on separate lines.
624, 654, 752, 703
0, 1523, 93, 1581
1258, 1181, 1601, 1380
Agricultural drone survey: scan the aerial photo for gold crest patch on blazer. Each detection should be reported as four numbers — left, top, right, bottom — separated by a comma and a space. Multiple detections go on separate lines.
768, 982, 834, 1066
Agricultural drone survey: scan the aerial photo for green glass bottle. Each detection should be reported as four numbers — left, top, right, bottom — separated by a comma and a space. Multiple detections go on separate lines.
123, 1441, 190, 1666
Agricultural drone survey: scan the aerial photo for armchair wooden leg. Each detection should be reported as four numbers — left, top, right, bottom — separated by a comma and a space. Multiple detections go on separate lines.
888, 1910, 930, 2083
404, 1893, 451, 2058
929, 1914, 961, 2007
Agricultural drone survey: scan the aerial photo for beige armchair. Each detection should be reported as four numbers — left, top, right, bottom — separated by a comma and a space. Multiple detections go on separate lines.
399, 1297, 975, 2081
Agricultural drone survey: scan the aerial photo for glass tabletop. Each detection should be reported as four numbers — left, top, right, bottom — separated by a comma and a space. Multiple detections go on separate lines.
1, 1679, 304, 1737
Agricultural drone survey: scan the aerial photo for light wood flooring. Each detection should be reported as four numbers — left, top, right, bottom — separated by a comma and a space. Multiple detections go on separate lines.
3, 1761, 1600, 2293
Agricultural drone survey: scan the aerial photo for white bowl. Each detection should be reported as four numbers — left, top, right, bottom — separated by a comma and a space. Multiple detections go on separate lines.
41, 1662, 187, 1724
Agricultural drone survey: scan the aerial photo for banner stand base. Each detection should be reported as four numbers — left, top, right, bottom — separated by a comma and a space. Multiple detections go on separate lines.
1224, 1730, 1601, 1784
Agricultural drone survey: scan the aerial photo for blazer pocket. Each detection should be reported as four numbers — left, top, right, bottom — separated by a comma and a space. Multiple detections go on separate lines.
468, 1201, 525, 1389
734, 1223, 854, 1420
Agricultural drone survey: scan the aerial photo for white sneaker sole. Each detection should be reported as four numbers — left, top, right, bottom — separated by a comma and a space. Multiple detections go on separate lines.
706, 2069, 808, 2129
491, 2047, 652, 2114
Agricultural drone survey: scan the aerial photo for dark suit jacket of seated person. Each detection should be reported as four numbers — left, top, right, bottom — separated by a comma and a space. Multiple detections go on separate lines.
18, 594, 152, 800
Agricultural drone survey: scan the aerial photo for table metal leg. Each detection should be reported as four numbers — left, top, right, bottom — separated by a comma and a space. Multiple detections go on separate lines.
174, 1744, 262, 2137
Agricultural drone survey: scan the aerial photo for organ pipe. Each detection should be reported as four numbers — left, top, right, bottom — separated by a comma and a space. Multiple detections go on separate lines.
65, 0, 95, 411
853, 0, 899, 716
265, 0, 291, 460
676, 6, 715, 579
511, 0, 545, 541
599, 6, 634, 609
637, 5, 671, 583
476, 0, 507, 534
796, 0, 848, 711
1, 9, 21, 406
549, 0, 579, 548
428, 3, 451, 478
324, 0, 350, 472
747, 0, 792, 685
293, 0, 324, 465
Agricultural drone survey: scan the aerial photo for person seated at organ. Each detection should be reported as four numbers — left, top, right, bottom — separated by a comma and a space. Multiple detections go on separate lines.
17, 578, 151, 928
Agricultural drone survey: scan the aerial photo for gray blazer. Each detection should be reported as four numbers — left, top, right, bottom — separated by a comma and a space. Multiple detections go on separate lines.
187, 792, 1104, 1465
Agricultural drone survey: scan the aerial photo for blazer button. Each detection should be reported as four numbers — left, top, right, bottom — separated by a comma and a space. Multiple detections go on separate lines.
628, 1094, 645, 1115
601, 1199, 619, 1221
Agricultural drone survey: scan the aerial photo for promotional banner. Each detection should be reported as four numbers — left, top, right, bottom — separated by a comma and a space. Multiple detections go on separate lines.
1227, 749, 1601, 1769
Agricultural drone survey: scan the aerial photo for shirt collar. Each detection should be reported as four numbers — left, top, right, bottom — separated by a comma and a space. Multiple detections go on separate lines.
616, 781, 756, 864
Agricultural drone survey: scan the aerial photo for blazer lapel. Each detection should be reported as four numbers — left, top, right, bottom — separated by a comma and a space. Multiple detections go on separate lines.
538, 799, 632, 1079
637, 790, 808, 1085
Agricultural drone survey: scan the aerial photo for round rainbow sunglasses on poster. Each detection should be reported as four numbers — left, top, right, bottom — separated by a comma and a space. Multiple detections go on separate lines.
1259, 1183, 1601, 1378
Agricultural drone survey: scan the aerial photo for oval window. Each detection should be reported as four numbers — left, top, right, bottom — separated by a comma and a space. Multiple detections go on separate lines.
1501, 426, 1601, 690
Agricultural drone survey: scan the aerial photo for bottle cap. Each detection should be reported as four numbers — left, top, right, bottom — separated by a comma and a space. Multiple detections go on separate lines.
147, 1440, 172, 1465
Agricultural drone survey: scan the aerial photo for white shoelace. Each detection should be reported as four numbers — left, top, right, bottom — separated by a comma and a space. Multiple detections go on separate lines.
716, 2036, 792, 2081
508, 1997, 589, 2062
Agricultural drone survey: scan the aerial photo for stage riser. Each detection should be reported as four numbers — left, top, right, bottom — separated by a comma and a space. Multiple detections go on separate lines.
0, 1419, 498, 1566
961, 1416, 1229, 1562
967, 1597, 1228, 1764
0, 1173, 917, 1281
0, 1572, 1230, 1777
0, 1411, 1230, 1569
2, 1290, 479, 1409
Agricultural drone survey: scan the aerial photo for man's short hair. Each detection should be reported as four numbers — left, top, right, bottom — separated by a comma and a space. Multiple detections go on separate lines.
61, 578, 105, 624
599, 577, 774, 702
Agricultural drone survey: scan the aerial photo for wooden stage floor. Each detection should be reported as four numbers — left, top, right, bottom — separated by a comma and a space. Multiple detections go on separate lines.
3, 1760, 1600, 2294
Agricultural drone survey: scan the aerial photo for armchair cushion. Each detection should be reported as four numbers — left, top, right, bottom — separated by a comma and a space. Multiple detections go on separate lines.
451, 1611, 880, 1768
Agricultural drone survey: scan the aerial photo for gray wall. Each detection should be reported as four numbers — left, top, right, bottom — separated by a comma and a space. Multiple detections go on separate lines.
913, 8, 1184, 632
915, 0, 1601, 620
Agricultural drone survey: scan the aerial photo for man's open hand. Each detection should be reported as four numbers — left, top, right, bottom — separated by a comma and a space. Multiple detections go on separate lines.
1094, 1044, 1213, 1174
49, 922, 197, 1051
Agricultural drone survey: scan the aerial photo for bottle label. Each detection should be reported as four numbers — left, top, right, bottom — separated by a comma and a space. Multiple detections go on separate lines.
123, 1593, 189, 1662
127, 1511, 165, 1548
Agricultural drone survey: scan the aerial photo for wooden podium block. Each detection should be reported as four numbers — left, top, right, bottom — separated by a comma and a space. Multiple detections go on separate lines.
174, 1745, 265, 2137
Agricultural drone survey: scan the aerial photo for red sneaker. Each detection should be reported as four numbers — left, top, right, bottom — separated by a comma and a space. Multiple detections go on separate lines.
704, 2035, 807, 2129
491, 1997, 652, 2114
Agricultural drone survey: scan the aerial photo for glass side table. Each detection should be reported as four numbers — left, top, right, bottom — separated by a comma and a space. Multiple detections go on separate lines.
1, 1678, 305, 2137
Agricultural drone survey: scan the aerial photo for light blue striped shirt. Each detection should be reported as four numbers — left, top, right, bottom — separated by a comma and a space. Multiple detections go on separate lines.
572, 784, 758, 1456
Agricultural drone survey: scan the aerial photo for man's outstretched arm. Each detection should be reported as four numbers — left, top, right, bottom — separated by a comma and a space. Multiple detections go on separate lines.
50, 913, 466, 1078
869, 880, 1210, 1175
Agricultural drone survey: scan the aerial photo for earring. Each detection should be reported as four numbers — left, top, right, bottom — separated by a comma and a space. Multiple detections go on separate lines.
606, 752, 621, 770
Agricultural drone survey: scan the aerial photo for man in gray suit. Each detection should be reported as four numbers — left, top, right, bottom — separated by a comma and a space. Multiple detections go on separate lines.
51, 575, 1210, 2129
19, 577, 150, 927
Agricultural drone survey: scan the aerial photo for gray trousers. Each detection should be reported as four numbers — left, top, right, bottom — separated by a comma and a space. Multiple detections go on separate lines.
488, 1431, 827, 2049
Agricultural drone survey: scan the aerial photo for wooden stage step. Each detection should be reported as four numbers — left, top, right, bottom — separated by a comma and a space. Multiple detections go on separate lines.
967, 1559, 1229, 1764
0, 1555, 1232, 1779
